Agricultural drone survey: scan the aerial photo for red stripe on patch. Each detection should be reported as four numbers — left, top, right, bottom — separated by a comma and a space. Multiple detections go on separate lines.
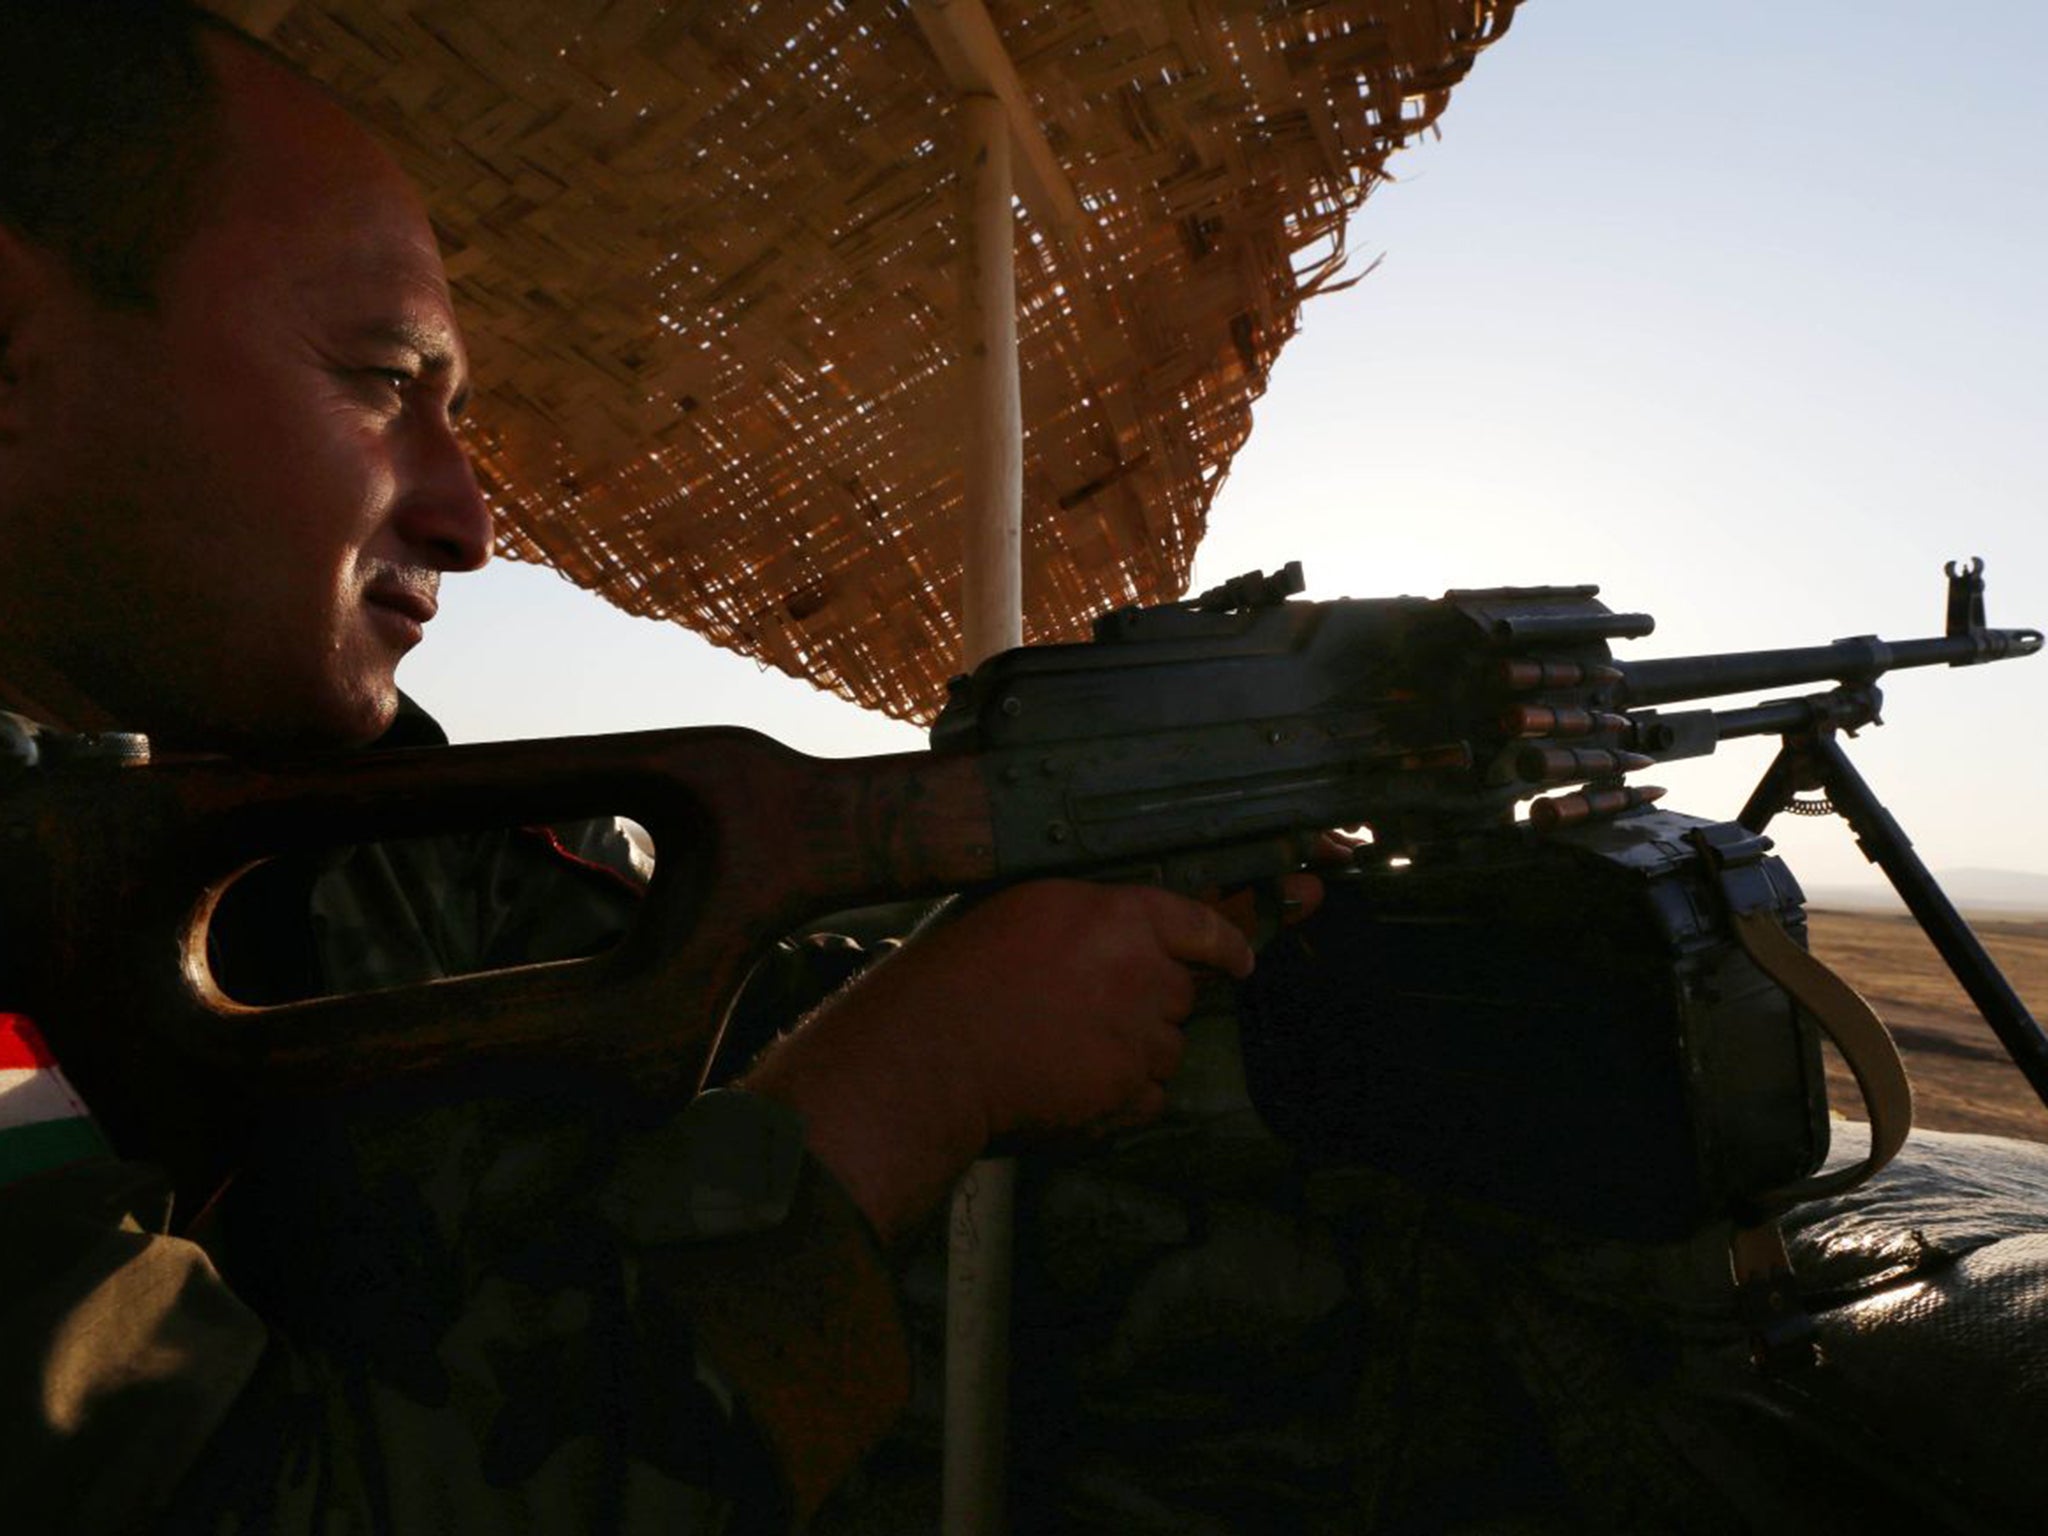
0, 1014, 55, 1071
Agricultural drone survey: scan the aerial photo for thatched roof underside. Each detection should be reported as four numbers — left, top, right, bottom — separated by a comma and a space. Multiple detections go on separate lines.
233, 0, 1520, 720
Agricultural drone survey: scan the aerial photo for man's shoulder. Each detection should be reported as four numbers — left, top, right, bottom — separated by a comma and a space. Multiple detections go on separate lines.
0, 1159, 267, 1534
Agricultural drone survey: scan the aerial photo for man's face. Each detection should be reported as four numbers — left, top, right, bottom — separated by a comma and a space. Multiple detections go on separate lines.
0, 39, 490, 750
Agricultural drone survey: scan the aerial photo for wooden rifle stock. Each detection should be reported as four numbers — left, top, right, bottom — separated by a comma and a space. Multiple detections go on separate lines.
2, 727, 997, 1196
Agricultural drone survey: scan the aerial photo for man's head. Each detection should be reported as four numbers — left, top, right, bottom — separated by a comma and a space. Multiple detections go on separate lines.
0, 2, 491, 751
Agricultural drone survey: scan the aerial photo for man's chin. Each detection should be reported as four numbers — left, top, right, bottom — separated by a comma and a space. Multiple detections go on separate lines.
319, 683, 403, 751
200, 679, 399, 757
61, 649, 399, 756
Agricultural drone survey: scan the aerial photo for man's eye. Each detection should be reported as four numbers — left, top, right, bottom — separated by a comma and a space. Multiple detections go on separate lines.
354, 367, 416, 405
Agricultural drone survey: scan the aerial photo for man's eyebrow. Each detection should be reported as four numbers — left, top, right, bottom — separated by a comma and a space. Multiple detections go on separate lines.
353, 317, 457, 367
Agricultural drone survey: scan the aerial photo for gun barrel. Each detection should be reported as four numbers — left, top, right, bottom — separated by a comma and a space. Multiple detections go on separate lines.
1614, 628, 2042, 708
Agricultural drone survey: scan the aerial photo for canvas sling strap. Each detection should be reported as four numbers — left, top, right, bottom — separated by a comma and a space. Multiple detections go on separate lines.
1734, 906, 1914, 1215
1689, 824, 1914, 1371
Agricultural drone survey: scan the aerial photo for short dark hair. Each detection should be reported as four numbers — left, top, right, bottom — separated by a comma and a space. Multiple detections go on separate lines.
0, 2, 247, 309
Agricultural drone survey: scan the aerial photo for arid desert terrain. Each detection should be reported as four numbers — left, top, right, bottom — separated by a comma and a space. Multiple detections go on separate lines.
1806, 907, 2048, 1144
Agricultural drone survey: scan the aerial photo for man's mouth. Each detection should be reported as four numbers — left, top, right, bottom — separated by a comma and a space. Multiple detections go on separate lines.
363, 571, 440, 646
363, 571, 440, 627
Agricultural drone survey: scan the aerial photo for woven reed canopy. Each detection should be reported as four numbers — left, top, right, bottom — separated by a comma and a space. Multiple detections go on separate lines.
218, 0, 1520, 720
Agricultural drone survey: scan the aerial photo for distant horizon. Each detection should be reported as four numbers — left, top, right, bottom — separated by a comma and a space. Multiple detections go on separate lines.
1806, 864, 2048, 912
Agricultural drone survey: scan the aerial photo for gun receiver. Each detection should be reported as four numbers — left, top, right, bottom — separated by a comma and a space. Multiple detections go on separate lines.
2, 560, 2041, 1207
930, 556, 2039, 861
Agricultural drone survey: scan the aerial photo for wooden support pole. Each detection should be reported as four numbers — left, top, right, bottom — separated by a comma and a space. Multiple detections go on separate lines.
957, 93, 1024, 664
912, 0, 1091, 251
945, 91, 1022, 1536
944, 1157, 1016, 1536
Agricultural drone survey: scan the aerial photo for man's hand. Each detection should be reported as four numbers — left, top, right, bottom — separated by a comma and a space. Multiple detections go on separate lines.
740, 876, 1318, 1243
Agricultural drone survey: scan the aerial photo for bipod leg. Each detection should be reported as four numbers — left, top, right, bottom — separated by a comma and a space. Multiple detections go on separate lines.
1808, 732, 2048, 1113
1737, 737, 1812, 836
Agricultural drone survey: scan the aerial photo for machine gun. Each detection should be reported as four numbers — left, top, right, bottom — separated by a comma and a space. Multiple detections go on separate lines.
934, 557, 2047, 1237
1, 561, 2040, 1229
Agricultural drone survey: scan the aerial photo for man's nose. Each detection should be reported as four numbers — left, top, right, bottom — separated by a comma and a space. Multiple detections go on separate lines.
394, 420, 494, 572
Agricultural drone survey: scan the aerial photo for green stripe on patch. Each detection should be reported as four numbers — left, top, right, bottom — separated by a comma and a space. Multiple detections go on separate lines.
1, 1117, 111, 1184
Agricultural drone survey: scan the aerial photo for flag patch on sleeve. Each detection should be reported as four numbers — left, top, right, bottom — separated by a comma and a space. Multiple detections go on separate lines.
1, 1012, 112, 1183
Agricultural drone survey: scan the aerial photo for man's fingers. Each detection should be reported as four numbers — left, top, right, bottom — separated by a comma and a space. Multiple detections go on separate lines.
1095, 1079, 1171, 1135
1125, 1080, 1171, 1127
1274, 870, 1325, 925
1311, 830, 1368, 865
1141, 887, 1255, 978
1152, 959, 1198, 1026
1138, 1017, 1187, 1082
1208, 871, 1327, 942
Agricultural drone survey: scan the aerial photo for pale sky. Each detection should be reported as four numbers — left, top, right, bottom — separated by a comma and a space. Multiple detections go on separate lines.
402, 0, 2048, 896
